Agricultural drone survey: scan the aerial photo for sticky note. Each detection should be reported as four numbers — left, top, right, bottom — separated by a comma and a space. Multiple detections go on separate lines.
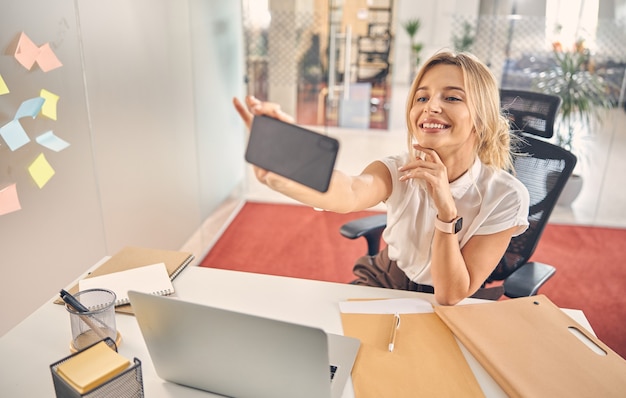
56, 341, 130, 394
36, 131, 70, 152
0, 74, 9, 95
15, 97, 45, 119
37, 43, 63, 72
13, 32, 63, 72
0, 184, 21, 216
14, 32, 40, 70
0, 120, 30, 151
14, 32, 39, 70
28, 153, 55, 188
40, 89, 59, 120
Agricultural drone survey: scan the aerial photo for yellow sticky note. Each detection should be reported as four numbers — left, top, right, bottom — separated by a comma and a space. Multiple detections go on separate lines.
40, 89, 59, 120
56, 341, 130, 394
28, 153, 55, 189
0, 74, 9, 95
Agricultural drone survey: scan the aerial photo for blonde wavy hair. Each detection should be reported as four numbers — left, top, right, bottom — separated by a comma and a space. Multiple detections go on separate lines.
405, 51, 514, 171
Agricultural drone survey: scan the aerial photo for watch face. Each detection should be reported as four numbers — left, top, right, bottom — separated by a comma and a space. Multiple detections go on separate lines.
454, 217, 463, 234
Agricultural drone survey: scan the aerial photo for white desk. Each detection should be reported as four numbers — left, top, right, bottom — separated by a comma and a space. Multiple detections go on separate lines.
0, 266, 594, 397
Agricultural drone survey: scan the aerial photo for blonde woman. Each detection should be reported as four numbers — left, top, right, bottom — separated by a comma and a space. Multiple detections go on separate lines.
234, 51, 529, 305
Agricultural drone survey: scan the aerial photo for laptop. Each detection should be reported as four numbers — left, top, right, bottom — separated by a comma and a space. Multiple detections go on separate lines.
128, 290, 360, 398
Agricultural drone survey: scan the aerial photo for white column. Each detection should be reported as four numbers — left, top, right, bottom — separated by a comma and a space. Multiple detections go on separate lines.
267, 0, 312, 117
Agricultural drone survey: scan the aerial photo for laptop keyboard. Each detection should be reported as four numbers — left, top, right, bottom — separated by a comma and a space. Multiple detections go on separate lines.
330, 365, 338, 381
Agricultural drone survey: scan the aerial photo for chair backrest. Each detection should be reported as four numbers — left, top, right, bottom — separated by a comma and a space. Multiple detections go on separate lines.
500, 89, 562, 139
488, 90, 576, 281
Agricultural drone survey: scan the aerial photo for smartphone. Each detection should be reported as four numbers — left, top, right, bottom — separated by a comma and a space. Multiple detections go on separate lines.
245, 115, 340, 192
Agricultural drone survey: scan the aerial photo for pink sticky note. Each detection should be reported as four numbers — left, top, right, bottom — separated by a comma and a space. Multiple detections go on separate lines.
37, 43, 63, 72
0, 183, 22, 216
14, 32, 40, 70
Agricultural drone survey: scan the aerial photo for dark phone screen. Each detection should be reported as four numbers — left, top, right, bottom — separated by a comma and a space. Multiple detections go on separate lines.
245, 115, 339, 192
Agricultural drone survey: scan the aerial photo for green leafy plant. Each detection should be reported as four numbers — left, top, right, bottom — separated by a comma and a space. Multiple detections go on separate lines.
534, 50, 612, 151
403, 19, 421, 39
453, 21, 475, 53
402, 19, 422, 68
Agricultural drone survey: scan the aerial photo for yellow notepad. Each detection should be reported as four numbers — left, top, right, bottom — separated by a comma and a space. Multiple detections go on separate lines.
56, 341, 130, 394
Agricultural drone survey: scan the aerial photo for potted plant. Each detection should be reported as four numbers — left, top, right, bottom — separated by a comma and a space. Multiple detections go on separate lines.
402, 19, 423, 82
533, 48, 612, 205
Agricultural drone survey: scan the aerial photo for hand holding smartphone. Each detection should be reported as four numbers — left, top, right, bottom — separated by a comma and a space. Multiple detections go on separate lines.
245, 115, 340, 192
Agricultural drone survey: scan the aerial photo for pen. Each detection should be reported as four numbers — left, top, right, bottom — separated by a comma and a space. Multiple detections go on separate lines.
388, 313, 401, 352
60, 289, 90, 312
59, 289, 109, 341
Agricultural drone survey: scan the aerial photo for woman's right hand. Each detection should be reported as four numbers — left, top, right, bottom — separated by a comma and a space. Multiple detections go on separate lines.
232, 96, 295, 188
232, 96, 294, 129
232, 96, 388, 213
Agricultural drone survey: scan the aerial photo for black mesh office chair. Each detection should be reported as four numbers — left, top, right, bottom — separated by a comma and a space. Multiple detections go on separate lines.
499, 89, 562, 139
339, 90, 577, 299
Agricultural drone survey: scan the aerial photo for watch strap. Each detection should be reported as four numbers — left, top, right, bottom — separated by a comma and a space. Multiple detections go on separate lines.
435, 216, 463, 234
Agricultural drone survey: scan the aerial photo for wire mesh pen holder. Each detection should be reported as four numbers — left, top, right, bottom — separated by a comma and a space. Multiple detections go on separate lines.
50, 337, 144, 398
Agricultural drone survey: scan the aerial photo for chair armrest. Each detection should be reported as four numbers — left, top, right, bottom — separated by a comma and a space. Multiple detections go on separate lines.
503, 261, 556, 298
339, 214, 387, 238
339, 214, 387, 256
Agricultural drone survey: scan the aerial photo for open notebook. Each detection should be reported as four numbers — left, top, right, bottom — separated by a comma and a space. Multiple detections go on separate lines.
55, 246, 194, 314
79, 263, 174, 306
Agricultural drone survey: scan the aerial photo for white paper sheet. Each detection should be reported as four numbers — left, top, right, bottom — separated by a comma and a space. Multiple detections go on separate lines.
79, 263, 174, 306
338, 297, 434, 314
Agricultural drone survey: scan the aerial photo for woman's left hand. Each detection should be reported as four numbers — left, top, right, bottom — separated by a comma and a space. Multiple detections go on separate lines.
398, 145, 457, 220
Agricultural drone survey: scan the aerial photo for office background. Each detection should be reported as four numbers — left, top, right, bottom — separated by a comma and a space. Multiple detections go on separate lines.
2, 0, 625, 336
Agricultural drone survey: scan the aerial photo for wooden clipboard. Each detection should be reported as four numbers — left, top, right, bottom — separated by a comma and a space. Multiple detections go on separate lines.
434, 295, 626, 398
340, 312, 485, 398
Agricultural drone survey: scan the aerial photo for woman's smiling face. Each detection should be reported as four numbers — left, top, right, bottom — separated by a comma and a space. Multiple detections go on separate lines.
408, 64, 476, 157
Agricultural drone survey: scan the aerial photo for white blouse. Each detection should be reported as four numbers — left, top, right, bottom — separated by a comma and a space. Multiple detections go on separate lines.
380, 153, 530, 285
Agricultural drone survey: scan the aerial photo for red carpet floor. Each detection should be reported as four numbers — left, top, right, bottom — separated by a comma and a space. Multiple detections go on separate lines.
201, 201, 626, 359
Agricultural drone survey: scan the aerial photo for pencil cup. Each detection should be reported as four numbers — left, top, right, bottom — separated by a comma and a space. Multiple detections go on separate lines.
66, 289, 119, 352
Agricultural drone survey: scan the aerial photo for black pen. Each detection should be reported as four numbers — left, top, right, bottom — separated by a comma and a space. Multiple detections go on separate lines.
60, 289, 90, 313
59, 289, 109, 340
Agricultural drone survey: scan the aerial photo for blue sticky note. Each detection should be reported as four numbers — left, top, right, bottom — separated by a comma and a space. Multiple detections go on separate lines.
14, 97, 45, 120
0, 120, 30, 151
36, 130, 70, 152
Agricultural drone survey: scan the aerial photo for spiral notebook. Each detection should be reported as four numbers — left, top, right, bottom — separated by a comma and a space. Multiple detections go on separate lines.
79, 263, 174, 306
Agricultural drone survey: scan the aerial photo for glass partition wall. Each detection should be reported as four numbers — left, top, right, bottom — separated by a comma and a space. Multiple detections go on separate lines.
241, 0, 626, 130
242, 0, 395, 130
